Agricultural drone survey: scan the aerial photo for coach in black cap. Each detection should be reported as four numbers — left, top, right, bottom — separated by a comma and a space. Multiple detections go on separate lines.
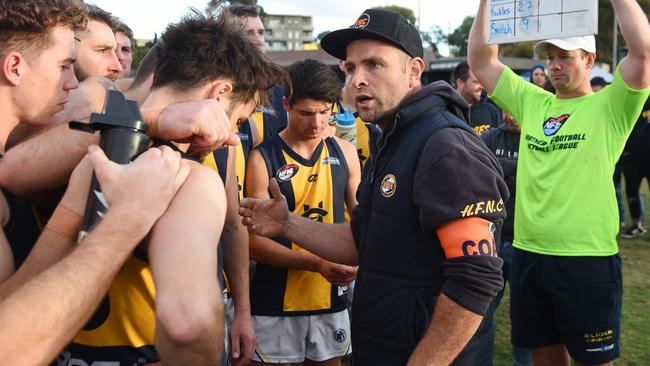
240, 8, 507, 365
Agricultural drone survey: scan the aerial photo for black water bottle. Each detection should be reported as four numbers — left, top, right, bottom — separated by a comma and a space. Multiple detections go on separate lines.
69, 90, 150, 241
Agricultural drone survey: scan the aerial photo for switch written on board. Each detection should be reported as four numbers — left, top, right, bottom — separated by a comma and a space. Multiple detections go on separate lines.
488, 0, 598, 44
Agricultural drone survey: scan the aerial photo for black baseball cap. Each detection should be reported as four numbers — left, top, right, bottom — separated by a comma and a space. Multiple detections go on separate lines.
590, 76, 609, 88
321, 9, 423, 60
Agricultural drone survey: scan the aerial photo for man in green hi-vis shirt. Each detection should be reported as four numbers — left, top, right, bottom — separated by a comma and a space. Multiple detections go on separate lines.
468, 1, 650, 365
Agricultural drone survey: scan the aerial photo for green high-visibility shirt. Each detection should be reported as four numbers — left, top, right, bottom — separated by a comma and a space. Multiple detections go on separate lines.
491, 66, 650, 256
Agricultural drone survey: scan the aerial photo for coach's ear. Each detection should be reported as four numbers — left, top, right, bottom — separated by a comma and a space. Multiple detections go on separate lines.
207, 80, 233, 101
2, 51, 25, 86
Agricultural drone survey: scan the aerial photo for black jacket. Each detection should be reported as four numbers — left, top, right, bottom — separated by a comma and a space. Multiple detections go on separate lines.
350, 81, 508, 365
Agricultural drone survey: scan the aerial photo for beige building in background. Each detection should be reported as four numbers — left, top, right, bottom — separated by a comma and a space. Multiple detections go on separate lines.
264, 14, 314, 51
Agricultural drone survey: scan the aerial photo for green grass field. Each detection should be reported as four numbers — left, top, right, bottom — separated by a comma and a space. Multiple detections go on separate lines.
493, 181, 650, 365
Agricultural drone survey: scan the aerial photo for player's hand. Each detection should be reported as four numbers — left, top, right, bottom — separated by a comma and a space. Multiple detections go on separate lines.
229, 314, 255, 366
152, 99, 240, 150
239, 178, 289, 237
88, 144, 190, 224
318, 260, 357, 286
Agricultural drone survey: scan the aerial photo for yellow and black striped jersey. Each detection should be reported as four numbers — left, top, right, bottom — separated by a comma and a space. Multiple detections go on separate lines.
59, 251, 159, 364
203, 88, 287, 201
250, 136, 349, 316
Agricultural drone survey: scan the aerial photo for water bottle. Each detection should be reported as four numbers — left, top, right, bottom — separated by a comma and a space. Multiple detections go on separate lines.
334, 105, 357, 147
69, 90, 150, 242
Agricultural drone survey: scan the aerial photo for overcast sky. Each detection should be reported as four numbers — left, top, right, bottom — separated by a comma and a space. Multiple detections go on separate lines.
90, 0, 479, 55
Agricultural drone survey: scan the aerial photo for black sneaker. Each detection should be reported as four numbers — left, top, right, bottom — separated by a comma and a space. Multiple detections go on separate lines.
621, 225, 648, 239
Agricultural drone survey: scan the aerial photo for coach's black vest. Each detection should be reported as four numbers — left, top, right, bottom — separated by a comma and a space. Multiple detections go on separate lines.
350, 82, 475, 365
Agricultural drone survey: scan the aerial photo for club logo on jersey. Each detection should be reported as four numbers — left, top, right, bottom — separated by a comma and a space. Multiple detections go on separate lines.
334, 328, 347, 343
542, 114, 570, 136
301, 202, 329, 222
322, 157, 340, 166
380, 174, 397, 198
353, 13, 370, 29
276, 164, 299, 182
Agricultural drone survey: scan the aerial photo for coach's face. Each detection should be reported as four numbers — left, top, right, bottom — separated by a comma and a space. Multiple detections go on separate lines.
14, 25, 79, 125
344, 39, 418, 128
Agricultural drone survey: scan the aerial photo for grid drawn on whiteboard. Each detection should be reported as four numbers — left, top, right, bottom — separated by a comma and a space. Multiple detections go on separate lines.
488, 0, 598, 45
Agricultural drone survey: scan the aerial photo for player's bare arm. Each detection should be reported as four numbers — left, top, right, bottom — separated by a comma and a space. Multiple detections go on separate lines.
221, 147, 255, 366
148, 162, 225, 365
246, 149, 355, 280
612, 0, 650, 89
468, 0, 506, 94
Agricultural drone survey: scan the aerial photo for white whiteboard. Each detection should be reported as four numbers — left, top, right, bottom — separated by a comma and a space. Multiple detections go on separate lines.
487, 0, 598, 44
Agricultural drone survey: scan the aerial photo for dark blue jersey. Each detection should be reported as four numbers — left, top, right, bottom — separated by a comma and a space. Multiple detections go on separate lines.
481, 125, 520, 240
2, 189, 40, 268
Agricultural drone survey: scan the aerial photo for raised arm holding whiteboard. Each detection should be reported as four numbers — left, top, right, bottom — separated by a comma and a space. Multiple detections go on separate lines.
488, 0, 598, 44
467, 0, 650, 365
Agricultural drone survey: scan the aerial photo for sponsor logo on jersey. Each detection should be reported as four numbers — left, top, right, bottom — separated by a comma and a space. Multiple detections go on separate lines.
334, 328, 347, 343
322, 157, 340, 166
380, 174, 397, 197
542, 114, 570, 136
353, 13, 370, 29
301, 201, 328, 222
276, 164, 299, 182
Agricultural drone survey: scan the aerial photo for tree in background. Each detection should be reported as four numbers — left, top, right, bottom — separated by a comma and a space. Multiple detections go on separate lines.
131, 37, 156, 73
446, 16, 473, 57
373, 5, 441, 54
597, 0, 650, 66
316, 30, 330, 43
421, 25, 446, 55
